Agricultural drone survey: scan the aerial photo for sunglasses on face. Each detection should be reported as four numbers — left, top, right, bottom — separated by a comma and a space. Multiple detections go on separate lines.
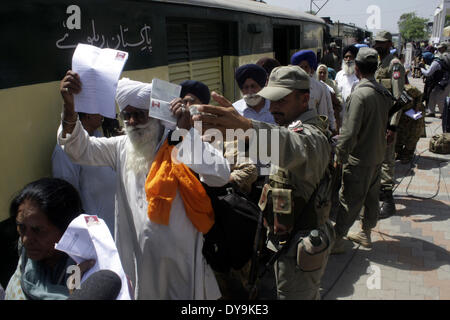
120, 110, 148, 121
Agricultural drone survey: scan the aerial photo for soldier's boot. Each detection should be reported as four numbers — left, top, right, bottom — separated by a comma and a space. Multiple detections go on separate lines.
378, 190, 396, 219
347, 228, 372, 248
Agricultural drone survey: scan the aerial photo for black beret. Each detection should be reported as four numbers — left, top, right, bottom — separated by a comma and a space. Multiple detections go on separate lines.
180, 80, 211, 104
235, 64, 267, 89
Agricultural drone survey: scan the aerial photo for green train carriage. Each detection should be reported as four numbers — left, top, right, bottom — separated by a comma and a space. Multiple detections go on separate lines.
0, 0, 326, 223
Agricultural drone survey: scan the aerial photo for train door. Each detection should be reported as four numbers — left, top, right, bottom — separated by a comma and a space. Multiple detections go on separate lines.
273, 25, 299, 66
166, 20, 225, 95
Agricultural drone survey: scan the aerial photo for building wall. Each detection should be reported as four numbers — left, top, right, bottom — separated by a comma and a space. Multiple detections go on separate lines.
432, 0, 450, 43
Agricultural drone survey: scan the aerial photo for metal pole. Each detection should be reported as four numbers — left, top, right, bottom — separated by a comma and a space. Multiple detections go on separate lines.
310, 0, 330, 15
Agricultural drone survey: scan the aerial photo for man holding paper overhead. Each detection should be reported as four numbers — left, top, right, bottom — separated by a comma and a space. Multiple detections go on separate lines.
57, 70, 230, 300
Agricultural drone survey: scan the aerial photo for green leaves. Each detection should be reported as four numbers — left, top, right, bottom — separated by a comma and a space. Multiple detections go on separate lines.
398, 12, 428, 41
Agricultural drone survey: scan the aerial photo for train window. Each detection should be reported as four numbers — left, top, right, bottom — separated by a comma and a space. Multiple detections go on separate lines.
166, 19, 225, 96
301, 23, 322, 50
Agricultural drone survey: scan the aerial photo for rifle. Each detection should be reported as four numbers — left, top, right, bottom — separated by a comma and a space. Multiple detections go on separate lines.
248, 202, 265, 300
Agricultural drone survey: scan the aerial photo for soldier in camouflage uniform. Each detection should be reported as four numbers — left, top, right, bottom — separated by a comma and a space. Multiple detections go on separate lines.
395, 85, 425, 164
195, 65, 335, 299
373, 30, 406, 219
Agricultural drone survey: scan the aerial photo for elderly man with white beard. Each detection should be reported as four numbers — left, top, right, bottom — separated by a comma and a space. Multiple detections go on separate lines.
57, 70, 230, 300
335, 45, 360, 127
232, 64, 275, 124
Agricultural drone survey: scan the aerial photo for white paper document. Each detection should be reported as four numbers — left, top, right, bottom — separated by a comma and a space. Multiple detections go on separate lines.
404, 108, 422, 120
149, 78, 181, 124
55, 214, 132, 300
72, 43, 128, 119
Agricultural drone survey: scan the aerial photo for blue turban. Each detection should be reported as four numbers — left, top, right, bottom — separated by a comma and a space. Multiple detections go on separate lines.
180, 80, 211, 104
235, 64, 267, 89
290, 50, 318, 71
422, 52, 434, 65
327, 68, 336, 80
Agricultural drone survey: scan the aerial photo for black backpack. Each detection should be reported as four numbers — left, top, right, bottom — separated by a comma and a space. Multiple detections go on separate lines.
202, 183, 263, 273
429, 54, 450, 89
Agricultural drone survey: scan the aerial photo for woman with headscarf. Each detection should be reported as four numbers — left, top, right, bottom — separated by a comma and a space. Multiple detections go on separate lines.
316, 64, 343, 132
5, 178, 91, 300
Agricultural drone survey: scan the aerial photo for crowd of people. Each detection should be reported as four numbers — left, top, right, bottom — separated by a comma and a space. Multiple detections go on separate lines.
3, 29, 448, 300
410, 41, 450, 121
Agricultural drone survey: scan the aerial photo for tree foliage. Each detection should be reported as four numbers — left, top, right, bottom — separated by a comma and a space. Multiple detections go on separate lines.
398, 12, 428, 41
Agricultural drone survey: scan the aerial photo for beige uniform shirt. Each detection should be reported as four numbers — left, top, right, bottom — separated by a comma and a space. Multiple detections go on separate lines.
336, 77, 392, 166
375, 53, 406, 127
250, 109, 331, 202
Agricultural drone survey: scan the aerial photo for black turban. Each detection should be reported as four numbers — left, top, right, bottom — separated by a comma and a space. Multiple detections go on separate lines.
180, 80, 211, 104
343, 45, 359, 58
235, 64, 267, 89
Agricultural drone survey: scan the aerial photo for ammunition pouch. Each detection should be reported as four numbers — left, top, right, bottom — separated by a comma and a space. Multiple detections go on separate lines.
258, 166, 295, 232
259, 164, 335, 237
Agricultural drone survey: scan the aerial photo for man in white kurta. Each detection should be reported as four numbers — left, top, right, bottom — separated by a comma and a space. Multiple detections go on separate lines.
57, 74, 230, 300
335, 45, 360, 124
52, 128, 117, 236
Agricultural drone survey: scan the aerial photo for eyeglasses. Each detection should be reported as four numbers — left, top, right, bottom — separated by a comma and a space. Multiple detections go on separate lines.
120, 110, 148, 122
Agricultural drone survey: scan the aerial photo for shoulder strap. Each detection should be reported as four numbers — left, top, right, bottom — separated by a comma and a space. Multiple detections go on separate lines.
356, 81, 394, 100
254, 160, 332, 281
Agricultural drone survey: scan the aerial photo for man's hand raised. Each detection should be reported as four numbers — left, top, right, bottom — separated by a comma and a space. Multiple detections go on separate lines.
60, 70, 82, 113
192, 92, 253, 135
60, 70, 82, 136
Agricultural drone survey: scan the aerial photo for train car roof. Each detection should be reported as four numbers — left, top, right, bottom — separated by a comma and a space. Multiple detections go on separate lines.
152, 0, 325, 24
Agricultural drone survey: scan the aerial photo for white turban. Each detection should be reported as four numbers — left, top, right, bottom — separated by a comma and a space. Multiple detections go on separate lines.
115, 78, 152, 111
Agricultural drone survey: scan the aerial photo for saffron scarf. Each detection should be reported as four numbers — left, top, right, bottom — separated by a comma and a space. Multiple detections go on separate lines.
145, 139, 214, 234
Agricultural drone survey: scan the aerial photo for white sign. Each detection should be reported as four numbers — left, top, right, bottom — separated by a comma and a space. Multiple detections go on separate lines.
149, 78, 181, 124
55, 214, 132, 300
72, 43, 128, 119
